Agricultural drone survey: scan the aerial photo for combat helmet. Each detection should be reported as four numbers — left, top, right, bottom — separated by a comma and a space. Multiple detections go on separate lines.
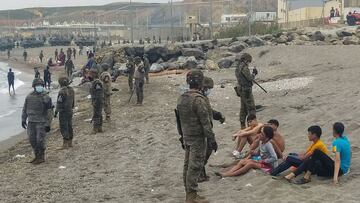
134, 56, 142, 64
58, 76, 70, 87
101, 63, 110, 71
235, 53, 252, 63
186, 69, 204, 87
203, 77, 214, 89
32, 78, 45, 87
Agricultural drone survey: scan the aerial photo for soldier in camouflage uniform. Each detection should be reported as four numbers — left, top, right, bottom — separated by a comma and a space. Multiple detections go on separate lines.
65, 58, 75, 78
177, 70, 217, 203
21, 78, 53, 164
100, 63, 112, 121
89, 69, 104, 134
143, 54, 150, 84
55, 76, 75, 149
198, 77, 225, 182
235, 53, 258, 129
134, 56, 145, 105
126, 56, 135, 91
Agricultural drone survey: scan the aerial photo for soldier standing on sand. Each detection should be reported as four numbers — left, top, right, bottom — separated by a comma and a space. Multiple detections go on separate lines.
21, 78, 53, 165
134, 56, 145, 105
65, 58, 75, 78
67, 47, 72, 60
100, 64, 112, 121
198, 77, 224, 182
235, 53, 258, 129
176, 70, 217, 203
73, 48, 77, 59
143, 54, 150, 84
39, 50, 44, 63
89, 69, 104, 134
23, 50, 28, 62
55, 49, 58, 61
126, 56, 135, 91
55, 77, 75, 149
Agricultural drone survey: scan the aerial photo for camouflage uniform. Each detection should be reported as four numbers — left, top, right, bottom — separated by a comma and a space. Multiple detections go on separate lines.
65, 59, 75, 78
134, 58, 145, 105
177, 70, 215, 203
90, 71, 104, 133
21, 79, 53, 164
235, 53, 256, 128
100, 64, 112, 120
126, 57, 135, 91
55, 77, 75, 148
143, 55, 150, 83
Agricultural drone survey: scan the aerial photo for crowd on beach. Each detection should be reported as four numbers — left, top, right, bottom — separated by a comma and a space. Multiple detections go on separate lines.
216, 114, 351, 186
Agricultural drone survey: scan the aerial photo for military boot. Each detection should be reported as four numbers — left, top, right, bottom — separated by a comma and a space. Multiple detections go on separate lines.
29, 157, 38, 163
185, 192, 208, 203
106, 115, 111, 122
68, 140, 73, 148
57, 140, 69, 150
32, 154, 45, 165
98, 126, 103, 133
91, 127, 98, 134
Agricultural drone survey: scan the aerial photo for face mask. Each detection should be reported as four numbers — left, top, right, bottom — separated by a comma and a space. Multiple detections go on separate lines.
204, 89, 211, 96
35, 85, 44, 93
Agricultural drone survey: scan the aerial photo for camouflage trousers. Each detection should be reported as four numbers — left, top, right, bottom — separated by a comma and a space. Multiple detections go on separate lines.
183, 138, 207, 193
66, 69, 73, 78
104, 95, 111, 118
144, 68, 150, 83
135, 79, 144, 104
92, 100, 103, 128
128, 73, 134, 90
199, 141, 213, 180
59, 111, 73, 141
240, 87, 256, 125
27, 122, 47, 158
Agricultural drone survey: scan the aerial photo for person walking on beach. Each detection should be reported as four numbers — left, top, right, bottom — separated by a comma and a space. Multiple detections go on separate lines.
43, 66, 51, 90
39, 50, 44, 63
7, 68, 15, 95
21, 78, 53, 165
235, 53, 257, 129
100, 64, 112, 121
55, 49, 59, 61
176, 70, 215, 203
89, 69, 104, 134
55, 77, 75, 149
23, 50, 28, 62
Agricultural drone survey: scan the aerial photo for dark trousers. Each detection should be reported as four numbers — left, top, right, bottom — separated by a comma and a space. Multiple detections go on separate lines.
59, 111, 73, 141
270, 154, 303, 176
294, 149, 343, 177
27, 122, 46, 158
92, 100, 103, 128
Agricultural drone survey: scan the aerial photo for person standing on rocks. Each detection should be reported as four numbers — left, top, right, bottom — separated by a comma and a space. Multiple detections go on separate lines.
143, 54, 150, 84
21, 78, 53, 164
235, 53, 257, 129
55, 77, 75, 149
176, 70, 216, 203
7, 68, 15, 95
198, 77, 223, 182
134, 56, 145, 105
89, 69, 104, 134
126, 56, 135, 91
65, 58, 75, 78
39, 50, 44, 63
100, 64, 112, 121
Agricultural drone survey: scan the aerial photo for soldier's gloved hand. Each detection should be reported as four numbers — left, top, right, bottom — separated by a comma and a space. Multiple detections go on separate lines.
252, 67, 258, 76
210, 140, 218, 152
21, 121, 27, 129
45, 126, 51, 133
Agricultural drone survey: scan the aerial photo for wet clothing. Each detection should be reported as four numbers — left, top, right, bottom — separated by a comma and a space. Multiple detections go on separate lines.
56, 86, 75, 141
90, 79, 104, 130
134, 63, 145, 104
22, 91, 53, 160
177, 90, 214, 194
7, 71, 14, 86
235, 61, 256, 126
100, 71, 112, 118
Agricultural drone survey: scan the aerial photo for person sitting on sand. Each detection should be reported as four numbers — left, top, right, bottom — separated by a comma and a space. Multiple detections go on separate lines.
285, 122, 351, 185
217, 126, 277, 177
271, 125, 328, 176
248, 119, 285, 159
232, 114, 263, 158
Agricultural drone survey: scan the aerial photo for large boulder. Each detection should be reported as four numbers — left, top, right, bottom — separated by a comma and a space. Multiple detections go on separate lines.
299, 35, 311, 41
228, 41, 247, 53
218, 56, 235, 69
123, 46, 144, 57
244, 36, 265, 47
261, 34, 274, 41
336, 30, 353, 38
182, 56, 198, 69
287, 32, 300, 41
205, 60, 219, 71
149, 63, 164, 73
343, 36, 359, 45
275, 35, 289, 44
311, 31, 325, 41
181, 48, 205, 59
160, 62, 180, 70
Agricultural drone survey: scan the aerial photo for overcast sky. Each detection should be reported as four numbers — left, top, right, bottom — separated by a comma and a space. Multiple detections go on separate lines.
1, 0, 182, 11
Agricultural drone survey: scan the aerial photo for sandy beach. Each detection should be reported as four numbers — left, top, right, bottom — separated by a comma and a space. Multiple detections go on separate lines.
0, 45, 359, 202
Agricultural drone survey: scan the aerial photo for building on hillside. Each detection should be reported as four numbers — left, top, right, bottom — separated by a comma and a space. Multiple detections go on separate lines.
221, 14, 247, 24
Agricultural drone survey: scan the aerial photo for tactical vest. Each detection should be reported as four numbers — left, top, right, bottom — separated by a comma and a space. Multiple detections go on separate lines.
235, 61, 253, 88
57, 86, 75, 112
100, 72, 112, 96
177, 90, 208, 138
24, 92, 52, 123
90, 79, 104, 102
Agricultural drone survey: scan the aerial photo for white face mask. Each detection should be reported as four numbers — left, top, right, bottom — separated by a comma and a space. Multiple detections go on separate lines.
204, 89, 211, 96
35, 85, 44, 93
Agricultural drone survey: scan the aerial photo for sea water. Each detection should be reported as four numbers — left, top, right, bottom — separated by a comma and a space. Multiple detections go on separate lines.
0, 62, 32, 142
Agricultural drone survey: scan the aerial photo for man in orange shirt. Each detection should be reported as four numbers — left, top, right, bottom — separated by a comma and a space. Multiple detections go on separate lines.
271, 125, 329, 176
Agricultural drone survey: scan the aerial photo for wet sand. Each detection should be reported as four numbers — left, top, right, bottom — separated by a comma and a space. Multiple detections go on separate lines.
0, 45, 359, 202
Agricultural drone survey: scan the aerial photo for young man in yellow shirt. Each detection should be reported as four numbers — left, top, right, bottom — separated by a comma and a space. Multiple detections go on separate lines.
271, 125, 329, 176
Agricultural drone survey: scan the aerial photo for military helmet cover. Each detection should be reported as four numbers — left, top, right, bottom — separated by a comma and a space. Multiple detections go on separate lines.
203, 77, 214, 89
186, 69, 204, 86
32, 78, 45, 87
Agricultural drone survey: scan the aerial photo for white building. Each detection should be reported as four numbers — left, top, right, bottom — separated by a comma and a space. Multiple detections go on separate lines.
221, 14, 247, 24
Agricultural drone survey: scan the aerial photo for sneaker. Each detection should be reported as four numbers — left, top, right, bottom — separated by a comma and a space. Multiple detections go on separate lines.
232, 150, 240, 157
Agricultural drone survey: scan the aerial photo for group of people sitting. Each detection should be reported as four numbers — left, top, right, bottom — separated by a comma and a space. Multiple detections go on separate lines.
216, 115, 351, 185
